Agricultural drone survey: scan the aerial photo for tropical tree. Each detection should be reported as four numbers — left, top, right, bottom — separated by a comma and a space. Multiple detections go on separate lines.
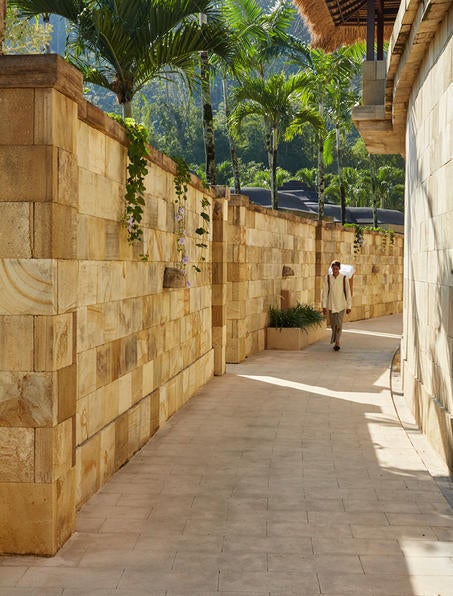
285, 42, 364, 220
294, 166, 317, 189
230, 72, 323, 209
200, 15, 217, 186
11, 0, 230, 117
323, 50, 363, 223
375, 165, 405, 210
212, 0, 297, 193
3, 4, 52, 54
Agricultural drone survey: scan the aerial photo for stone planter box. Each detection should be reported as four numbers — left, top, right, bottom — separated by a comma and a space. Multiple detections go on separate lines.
266, 322, 327, 350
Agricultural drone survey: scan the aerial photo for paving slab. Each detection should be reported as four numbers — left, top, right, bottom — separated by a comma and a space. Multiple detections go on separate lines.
1, 314, 453, 595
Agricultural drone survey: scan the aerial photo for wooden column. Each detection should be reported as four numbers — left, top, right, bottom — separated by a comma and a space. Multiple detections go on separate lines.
367, 0, 376, 60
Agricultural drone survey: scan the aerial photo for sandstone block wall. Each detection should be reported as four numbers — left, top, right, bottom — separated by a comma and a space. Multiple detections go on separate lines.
0, 55, 215, 555
402, 5, 453, 471
226, 196, 404, 362
0, 54, 404, 555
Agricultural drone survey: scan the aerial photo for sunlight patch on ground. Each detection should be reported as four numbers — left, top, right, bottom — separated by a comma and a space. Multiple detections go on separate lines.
237, 374, 385, 404
342, 328, 401, 339
373, 369, 391, 389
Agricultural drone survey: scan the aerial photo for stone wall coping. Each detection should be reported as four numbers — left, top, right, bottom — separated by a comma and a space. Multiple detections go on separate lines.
229, 195, 322, 227
0, 53, 211, 196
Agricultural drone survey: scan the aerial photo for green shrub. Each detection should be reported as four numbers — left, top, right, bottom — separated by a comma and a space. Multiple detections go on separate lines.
269, 303, 325, 329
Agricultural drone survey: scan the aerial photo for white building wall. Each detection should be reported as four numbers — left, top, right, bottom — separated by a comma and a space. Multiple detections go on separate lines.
402, 5, 453, 470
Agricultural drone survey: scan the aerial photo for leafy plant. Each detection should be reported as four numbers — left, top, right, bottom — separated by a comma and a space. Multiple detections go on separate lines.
109, 114, 149, 245
269, 303, 324, 329
11, 0, 231, 118
345, 223, 364, 254
345, 223, 394, 254
194, 196, 210, 272
172, 156, 211, 276
172, 156, 191, 275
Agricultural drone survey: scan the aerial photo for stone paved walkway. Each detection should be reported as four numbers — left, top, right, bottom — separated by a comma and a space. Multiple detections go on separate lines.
1, 314, 453, 595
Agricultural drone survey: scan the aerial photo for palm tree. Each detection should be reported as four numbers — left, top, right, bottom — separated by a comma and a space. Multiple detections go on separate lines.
286, 42, 364, 220
213, 0, 296, 194
11, 0, 230, 117
230, 72, 323, 210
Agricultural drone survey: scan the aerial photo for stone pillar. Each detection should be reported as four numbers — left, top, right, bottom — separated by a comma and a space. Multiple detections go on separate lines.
211, 193, 228, 376
0, 55, 81, 555
226, 195, 248, 363
314, 221, 325, 308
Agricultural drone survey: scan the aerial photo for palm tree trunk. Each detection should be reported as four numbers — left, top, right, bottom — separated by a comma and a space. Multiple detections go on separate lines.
336, 125, 346, 225
222, 76, 240, 194
317, 102, 325, 220
369, 153, 378, 227
270, 125, 278, 210
122, 101, 132, 119
201, 48, 216, 186
317, 132, 325, 219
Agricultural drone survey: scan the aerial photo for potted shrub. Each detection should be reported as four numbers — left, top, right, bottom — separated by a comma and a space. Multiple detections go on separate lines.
267, 303, 326, 350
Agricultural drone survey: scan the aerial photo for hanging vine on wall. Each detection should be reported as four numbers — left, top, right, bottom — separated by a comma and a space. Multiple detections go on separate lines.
345, 223, 364, 254
109, 114, 149, 244
172, 156, 191, 276
172, 156, 211, 276
193, 196, 210, 272
345, 223, 394, 254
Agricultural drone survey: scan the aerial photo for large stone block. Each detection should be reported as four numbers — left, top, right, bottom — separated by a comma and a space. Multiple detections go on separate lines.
0, 202, 32, 258
0, 315, 33, 370
78, 348, 97, 398
57, 148, 79, 208
0, 371, 55, 427
0, 467, 75, 555
0, 259, 56, 315
57, 363, 77, 423
0, 88, 34, 145
35, 418, 74, 483
99, 423, 116, 485
78, 121, 106, 175
34, 88, 77, 153
0, 427, 34, 482
57, 260, 78, 314
34, 313, 74, 371
76, 434, 101, 507
0, 145, 55, 202
34, 203, 78, 260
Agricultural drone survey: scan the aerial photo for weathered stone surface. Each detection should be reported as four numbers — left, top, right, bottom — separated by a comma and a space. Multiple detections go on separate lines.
35, 418, 74, 483
0, 468, 75, 556
0, 315, 33, 370
0, 371, 55, 427
163, 266, 186, 288
0, 203, 32, 258
0, 427, 34, 482
0, 259, 56, 315
0, 145, 55, 203
34, 313, 74, 371
0, 88, 34, 145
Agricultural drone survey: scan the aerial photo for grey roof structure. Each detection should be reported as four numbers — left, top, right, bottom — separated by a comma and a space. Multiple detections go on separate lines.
233, 186, 404, 230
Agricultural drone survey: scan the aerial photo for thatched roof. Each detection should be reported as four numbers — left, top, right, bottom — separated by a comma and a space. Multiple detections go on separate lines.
293, 0, 398, 51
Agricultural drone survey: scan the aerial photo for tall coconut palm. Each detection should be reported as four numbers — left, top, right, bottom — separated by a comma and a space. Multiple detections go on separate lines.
211, 0, 296, 194
230, 72, 323, 210
11, 0, 230, 117
324, 82, 361, 223
286, 41, 364, 220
